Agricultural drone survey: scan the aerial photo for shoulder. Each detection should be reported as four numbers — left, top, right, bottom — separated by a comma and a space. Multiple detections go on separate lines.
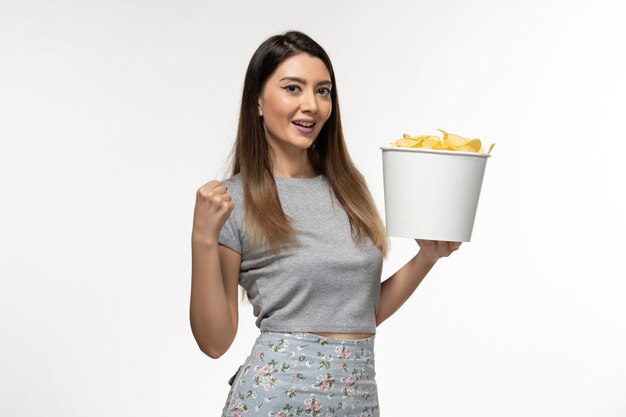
219, 172, 242, 187
219, 173, 243, 200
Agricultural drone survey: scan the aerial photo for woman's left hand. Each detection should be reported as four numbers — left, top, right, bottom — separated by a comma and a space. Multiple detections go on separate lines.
414, 239, 462, 264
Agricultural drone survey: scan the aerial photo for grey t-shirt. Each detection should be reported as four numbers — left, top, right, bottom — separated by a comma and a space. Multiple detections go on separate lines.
218, 173, 383, 334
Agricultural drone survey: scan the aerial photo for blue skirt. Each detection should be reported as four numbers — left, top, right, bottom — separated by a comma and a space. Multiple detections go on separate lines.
221, 331, 379, 417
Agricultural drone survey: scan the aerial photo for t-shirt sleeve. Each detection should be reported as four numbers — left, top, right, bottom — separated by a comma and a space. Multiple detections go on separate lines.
218, 178, 243, 254
218, 211, 242, 254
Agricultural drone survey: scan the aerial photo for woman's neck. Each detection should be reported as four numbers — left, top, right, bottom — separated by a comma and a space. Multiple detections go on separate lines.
272, 164, 317, 179
268, 144, 317, 179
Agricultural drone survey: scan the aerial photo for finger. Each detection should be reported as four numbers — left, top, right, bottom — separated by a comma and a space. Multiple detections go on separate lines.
212, 199, 233, 213
446, 242, 461, 256
197, 181, 221, 196
205, 179, 221, 189
212, 185, 228, 195
202, 187, 229, 200
211, 194, 230, 204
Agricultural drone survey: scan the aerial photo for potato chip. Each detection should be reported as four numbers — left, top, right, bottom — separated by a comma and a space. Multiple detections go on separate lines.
438, 129, 468, 149
458, 139, 482, 153
391, 129, 494, 154
420, 135, 441, 148
396, 138, 423, 148
433, 142, 452, 150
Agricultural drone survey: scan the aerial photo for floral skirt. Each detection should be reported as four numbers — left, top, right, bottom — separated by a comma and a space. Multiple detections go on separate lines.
221, 331, 379, 417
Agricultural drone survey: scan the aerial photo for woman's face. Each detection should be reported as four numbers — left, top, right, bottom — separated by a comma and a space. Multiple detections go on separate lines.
258, 53, 332, 153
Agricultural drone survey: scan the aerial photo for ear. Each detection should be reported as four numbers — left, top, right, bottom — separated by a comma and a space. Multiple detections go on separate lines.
257, 98, 263, 117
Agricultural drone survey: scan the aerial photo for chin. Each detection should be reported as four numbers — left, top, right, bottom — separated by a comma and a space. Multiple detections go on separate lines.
290, 137, 315, 150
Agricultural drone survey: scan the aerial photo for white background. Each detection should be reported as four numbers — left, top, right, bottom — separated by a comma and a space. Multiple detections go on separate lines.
1, 0, 625, 416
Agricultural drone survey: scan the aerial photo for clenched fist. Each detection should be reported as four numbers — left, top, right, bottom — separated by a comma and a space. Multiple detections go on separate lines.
192, 180, 234, 243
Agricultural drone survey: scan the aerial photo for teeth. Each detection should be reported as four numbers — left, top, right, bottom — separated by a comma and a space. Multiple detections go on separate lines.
294, 121, 314, 127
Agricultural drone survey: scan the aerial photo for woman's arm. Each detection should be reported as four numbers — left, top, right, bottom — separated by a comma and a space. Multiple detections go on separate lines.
189, 180, 240, 359
375, 240, 461, 326
190, 240, 241, 358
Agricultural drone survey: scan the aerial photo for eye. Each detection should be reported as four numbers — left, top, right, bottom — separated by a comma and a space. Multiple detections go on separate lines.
318, 87, 331, 97
283, 85, 301, 93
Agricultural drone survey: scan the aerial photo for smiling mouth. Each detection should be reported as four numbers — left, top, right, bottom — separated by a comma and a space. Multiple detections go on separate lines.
292, 121, 316, 128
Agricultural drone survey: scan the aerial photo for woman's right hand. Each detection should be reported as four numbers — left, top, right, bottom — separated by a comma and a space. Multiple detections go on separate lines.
192, 180, 234, 243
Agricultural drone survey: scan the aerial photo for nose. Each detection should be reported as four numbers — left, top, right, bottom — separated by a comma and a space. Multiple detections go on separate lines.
300, 89, 319, 113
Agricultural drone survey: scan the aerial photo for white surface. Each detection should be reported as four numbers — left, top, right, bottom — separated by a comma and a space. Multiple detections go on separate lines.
1, 1, 625, 416
381, 146, 490, 241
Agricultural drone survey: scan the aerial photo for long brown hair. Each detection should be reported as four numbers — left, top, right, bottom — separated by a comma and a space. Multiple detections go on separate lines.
227, 31, 388, 299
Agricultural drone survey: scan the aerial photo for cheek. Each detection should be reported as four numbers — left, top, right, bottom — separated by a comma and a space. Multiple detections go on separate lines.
262, 95, 291, 121
322, 101, 332, 123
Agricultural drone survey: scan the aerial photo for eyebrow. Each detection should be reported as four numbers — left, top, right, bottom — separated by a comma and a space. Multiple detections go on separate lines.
279, 76, 332, 86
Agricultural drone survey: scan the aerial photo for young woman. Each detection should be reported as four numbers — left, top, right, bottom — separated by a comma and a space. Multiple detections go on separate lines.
190, 31, 462, 417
